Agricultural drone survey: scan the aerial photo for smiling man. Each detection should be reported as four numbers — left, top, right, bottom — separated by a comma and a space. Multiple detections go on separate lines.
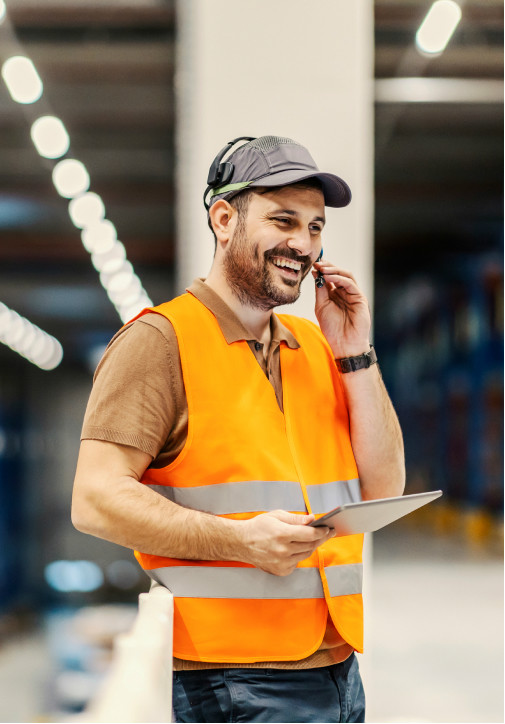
72, 136, 405, 723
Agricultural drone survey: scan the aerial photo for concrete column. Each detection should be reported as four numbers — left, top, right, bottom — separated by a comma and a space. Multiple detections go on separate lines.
175, 0, 374, 322
175, 0, 375, 685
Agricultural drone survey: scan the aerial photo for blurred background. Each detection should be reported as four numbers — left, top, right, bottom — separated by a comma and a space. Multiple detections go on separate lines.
0, 0, 502, 721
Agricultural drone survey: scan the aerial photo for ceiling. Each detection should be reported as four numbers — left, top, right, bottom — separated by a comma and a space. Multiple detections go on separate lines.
0, 0, 502, 369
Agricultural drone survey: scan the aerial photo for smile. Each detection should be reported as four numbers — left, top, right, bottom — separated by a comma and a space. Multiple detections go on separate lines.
271, 257, 302, 273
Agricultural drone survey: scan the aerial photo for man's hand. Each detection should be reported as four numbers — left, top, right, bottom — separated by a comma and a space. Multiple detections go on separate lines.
239, 510, 335, 577
312, 260, 371, 358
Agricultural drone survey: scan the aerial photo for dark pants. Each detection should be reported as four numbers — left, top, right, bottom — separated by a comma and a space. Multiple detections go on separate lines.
172, 653, 365, 723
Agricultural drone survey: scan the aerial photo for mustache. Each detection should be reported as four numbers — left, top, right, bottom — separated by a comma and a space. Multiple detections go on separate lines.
264, 247, 312, 271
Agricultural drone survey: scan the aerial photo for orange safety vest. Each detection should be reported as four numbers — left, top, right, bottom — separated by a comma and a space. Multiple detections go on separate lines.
133, 292, 364, 663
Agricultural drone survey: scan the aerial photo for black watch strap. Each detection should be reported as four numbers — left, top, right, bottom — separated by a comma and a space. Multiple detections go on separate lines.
335, 345, 377, 374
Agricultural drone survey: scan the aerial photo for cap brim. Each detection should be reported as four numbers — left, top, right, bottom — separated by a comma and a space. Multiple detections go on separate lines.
248, 169, 352, 208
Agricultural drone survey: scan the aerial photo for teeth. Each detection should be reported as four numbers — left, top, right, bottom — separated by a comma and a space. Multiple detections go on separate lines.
272, 257, 301, 272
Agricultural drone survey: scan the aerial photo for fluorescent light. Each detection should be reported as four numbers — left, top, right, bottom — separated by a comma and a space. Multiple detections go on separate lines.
30, 115, 70, 158
416, 1, 462, 55
0, 301, 63, 370
118, 293, 153, 324
1, 56, 43, 104
68, 192, 105, 229
375, 78, 504, 104
52, 159, 90, 198
1, 46, 154, 331
92, 242, 127, 274
0, 1, 6, 24
81, 220, 117, 254
107, 272, 142, 307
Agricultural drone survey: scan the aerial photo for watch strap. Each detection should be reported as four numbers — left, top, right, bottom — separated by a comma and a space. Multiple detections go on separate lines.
335, 345, 377, 374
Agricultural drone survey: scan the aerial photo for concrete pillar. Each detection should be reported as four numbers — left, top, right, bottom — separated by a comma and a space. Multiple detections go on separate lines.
175, 0, 374, 322
175, 0, 375, 687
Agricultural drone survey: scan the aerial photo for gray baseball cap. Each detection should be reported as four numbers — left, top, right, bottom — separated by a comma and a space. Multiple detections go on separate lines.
207, 135, 352, 210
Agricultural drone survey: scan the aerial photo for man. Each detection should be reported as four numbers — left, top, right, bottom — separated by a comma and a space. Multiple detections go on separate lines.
72, 135, 405, 723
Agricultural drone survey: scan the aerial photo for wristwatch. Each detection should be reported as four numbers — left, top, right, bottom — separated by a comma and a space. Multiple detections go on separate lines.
335, 345, 377, 374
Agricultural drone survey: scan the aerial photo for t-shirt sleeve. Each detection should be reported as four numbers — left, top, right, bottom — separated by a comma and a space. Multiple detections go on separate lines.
81, 313, 182, 458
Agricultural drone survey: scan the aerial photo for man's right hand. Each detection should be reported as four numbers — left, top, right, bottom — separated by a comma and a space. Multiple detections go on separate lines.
238, 509, 336, 576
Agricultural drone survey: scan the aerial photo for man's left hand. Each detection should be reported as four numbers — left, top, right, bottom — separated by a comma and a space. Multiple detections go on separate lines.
312, 260, 371, 358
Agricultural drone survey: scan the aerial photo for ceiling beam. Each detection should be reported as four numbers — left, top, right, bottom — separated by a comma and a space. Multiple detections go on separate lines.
6, 1, 174, 28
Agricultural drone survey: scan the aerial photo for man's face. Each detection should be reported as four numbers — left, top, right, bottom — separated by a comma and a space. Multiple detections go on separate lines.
223, 185, 325, 310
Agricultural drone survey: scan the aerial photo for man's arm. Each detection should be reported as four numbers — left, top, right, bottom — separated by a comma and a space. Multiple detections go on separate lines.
338, 364, 405, 500
313, 260, 405, 500
72, 439, 334, 576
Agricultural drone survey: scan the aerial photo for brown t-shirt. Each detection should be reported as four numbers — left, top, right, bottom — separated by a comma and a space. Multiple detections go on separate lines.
81, 279, 353, 669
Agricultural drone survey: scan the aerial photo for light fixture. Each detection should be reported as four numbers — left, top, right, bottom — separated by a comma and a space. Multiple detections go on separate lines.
81, 220, 117, 254
2, 44, 153, 331
416, 1, 462, 56
68, 192, 105, 229
1, 56, 43, 104
106, 272, 141, 307
30, 115, 70, 159
0, 0, 6, 24
0, 302, 63, 370
118, 293, 153, 324
93, 242, 127, 274
52, 159, 90, 199
44, 560, 104, 593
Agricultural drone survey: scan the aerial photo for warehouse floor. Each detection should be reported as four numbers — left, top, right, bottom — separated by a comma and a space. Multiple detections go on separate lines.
0, 526, 502, 723
362, 524, 503, 723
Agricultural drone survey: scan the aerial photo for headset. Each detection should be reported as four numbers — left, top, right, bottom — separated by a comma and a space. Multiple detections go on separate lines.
315, 248, 325, 286
203, 136, 256, 211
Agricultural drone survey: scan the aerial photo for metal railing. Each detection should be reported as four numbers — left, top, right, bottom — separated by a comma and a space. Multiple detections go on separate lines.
83, 582, 174, 723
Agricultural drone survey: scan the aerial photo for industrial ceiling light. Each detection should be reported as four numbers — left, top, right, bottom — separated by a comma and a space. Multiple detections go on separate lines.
0, 302, 63, 370
81, 220, 117, 254
1, 56, 43, 104
416, 0, 462, 55
1, 33, 154, 331
52, 159, 90, 199
92, 242, 127, 274
68, 192, 105, 229
30, 115, 70, 158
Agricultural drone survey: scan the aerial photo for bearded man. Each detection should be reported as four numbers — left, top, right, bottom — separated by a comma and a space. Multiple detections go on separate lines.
72, 136, 405, 723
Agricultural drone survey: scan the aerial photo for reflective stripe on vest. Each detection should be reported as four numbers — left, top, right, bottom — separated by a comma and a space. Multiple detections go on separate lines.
145, 478, 361, 515
148, 562, 363, 599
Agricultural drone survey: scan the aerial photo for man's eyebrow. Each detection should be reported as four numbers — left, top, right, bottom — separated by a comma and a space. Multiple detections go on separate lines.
269, 208, 326, 225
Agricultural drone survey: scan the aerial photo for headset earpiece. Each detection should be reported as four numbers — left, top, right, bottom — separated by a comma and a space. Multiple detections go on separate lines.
215, 161, 234, 187
204, 136, 256, 210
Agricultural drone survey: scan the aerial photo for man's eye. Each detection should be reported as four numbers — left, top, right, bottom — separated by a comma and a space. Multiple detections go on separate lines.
310, 226, 322, 234
273, 217, 291, 224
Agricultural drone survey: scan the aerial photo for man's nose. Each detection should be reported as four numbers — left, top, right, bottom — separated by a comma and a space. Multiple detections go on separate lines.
286, 229, 313, 257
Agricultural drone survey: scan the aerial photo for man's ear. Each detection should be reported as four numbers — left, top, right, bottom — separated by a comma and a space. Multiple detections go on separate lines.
208, 200, 236, 246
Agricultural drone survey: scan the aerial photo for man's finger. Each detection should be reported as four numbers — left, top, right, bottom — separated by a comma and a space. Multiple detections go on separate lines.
315, 272, 360, 293
313, 262, 357, 284
268, 509, 315, 525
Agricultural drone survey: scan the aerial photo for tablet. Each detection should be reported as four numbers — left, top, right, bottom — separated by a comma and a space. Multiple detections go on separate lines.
308, 490, 443, 536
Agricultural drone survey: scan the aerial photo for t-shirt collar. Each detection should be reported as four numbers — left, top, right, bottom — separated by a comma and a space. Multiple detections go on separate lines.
186, 278, 300, 349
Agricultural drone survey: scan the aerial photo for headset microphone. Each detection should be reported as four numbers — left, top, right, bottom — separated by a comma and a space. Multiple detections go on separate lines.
315, 248, 325, 287
204, 136, 256, 211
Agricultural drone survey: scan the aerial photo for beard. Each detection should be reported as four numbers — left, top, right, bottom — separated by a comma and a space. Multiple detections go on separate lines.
223, 224, 312, 311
